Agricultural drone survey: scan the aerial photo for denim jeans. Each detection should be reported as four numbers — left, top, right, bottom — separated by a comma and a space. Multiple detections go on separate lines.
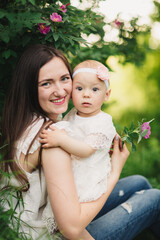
86, 175, 160, 240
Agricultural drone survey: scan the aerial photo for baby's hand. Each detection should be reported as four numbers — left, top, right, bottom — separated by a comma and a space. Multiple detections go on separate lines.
39, 125, 67, 148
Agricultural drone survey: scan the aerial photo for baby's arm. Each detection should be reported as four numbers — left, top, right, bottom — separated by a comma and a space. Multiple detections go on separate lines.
39, 126, 95, 158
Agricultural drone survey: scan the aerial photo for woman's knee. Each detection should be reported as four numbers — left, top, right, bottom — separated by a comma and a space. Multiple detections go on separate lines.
148, 188, 160, 203
131, 175, 152, 190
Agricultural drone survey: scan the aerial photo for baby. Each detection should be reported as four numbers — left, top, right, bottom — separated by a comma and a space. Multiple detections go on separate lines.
40, 60, 116, 202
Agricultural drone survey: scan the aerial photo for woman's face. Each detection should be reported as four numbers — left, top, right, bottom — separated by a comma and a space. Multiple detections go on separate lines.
38, 57, 72, 121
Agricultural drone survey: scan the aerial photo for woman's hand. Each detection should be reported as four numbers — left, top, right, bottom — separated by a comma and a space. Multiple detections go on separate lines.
110, 134, 130, 180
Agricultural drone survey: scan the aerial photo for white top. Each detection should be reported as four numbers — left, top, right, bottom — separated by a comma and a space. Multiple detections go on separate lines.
2, 116, 58, 239
54, 107, 116, 202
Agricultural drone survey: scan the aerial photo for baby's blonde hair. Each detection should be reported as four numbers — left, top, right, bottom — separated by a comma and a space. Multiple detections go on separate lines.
73, 60, 105, 72
73, 60, 110, 88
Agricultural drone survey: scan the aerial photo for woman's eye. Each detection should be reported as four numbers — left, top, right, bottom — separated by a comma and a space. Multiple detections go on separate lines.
62, 76, 70, 81
41, 82, 50, 87
77, 86, 82, 91
93, 87, 99, 91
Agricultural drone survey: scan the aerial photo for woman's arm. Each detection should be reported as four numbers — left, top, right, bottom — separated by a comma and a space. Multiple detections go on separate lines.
40, 127, 95, 158
67, 229, 95, 240
42, 135, 129, 239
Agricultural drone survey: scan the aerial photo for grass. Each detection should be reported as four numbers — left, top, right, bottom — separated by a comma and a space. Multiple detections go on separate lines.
134, 230, 158, 240
121, 140, 160, 189
0, 187, 29, 240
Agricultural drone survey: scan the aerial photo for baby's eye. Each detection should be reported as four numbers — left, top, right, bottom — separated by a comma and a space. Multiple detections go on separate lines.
93, 87, 99, 91
77, 86, 83, 91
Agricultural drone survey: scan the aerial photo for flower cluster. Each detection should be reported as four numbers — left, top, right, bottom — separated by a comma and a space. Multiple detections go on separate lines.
114, 20, 123, 28
111, 19, 123, 29
38, 23, 51, 35
50, 12, 62, 22
38, 2, 70, 35
60, 3, 70, 13
121, 119, 154, 151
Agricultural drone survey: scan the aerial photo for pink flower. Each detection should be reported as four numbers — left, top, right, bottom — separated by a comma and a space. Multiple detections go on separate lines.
97, 66, 109, 81
112, 19, 123, 28
60, 4, 67, 13
50, 12, 62, 22
38, 23, 51, 35
141, 122, 151, 139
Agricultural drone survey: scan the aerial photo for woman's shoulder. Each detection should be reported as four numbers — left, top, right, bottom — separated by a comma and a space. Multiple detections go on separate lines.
20, 116, 45, 142
15, 116, 46, 159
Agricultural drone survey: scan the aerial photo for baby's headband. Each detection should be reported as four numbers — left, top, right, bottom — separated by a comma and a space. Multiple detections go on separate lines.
72, 66, 110, 89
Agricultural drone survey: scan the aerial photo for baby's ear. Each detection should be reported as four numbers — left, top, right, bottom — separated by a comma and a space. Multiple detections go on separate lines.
105, 88, 111, 101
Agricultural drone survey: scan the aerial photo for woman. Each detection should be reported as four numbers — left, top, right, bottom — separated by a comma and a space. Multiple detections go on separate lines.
0, 44, 160, 240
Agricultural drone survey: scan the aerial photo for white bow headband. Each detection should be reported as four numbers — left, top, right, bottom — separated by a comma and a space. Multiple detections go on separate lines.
72, 66, 110, 89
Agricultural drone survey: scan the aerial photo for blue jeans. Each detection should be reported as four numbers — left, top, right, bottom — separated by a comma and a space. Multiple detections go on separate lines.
86, 175, 160, 240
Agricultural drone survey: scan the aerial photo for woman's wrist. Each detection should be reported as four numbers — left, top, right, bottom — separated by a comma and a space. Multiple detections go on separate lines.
108, 170, 120, 186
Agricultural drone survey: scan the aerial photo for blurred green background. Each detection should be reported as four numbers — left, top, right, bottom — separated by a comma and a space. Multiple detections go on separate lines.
105, 51, 160, 189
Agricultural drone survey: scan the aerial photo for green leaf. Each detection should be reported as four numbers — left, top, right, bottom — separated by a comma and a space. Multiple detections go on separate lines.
148, 118, 155, 123
68, 38, 74, 46
28, 0, 36, 5
131, 142, 136, 152
130, 121, 134, 130
126, 137, 132, 144
124, 126, 128, 134
0, 32, 9, 43
141, 129, 148, 137
129, 132, 138, 139
53, 33, 59, 41
121, 136, 127, 141
55, 41, 60, 48
137, 134, 142, 144
0, 10, 6, 19
3, 50, 11, 59
22, 35, 31, 47
5, 13, 15, 22
71, 36, 86, 43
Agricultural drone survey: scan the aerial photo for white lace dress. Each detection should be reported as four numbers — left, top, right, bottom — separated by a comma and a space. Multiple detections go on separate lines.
54, 107, 117, 202
2, 116, 59, 239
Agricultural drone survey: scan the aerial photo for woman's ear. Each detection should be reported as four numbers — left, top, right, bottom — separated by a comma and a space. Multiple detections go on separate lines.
105, 88, 111, 101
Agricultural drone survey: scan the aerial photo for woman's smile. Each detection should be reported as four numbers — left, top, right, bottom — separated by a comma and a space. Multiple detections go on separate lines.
51, 97, 66, 105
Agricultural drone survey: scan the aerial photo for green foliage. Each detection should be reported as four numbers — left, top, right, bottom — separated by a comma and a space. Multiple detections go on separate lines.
0, 0, 107, 115
0, 183, 29, 240
0, 0, 154, 116
70, 17, 151, 69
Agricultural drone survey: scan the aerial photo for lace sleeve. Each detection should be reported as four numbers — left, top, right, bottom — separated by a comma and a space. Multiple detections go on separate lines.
84, 113, 116, 150
15, 117, 45, 160
85, 132, 108, 149
85, 133, 113, 151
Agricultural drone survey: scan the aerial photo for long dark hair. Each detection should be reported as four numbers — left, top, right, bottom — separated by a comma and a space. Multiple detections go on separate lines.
0, 44, 72, 191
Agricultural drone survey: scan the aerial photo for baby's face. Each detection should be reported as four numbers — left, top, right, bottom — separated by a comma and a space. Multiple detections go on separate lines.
72, 71, 110, 117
